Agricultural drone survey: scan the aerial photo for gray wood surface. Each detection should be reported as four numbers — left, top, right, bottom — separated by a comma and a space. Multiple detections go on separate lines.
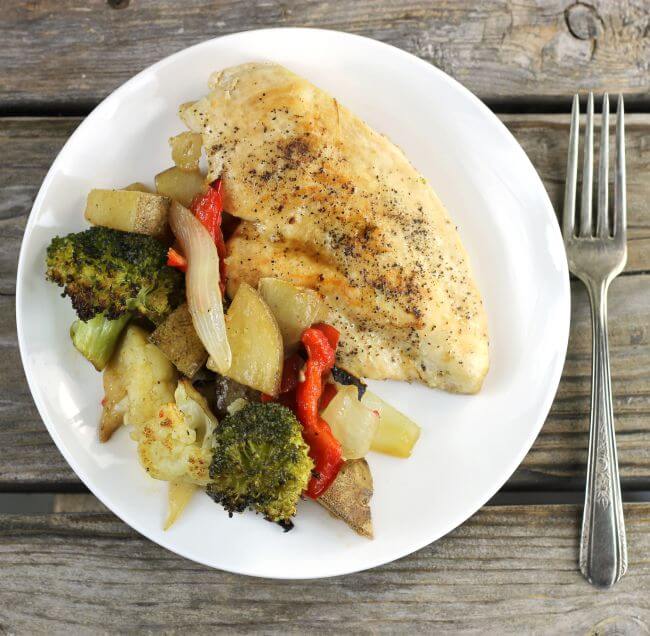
2, 1, 650, 111
2, 114, 650, 491
1, 502, 649, 633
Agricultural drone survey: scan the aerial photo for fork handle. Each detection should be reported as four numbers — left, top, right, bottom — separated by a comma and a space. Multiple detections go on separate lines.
579, 279, 627, 587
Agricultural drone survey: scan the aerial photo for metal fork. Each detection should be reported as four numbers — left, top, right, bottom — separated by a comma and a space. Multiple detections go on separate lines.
563, 93, 627, 588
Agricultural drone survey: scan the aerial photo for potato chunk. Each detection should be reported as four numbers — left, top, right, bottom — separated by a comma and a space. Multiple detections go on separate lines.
318, 459, 373, 538
212, 282, 283, 395
258, 277, 324, 350
155, 166, 206, 207
149, 303, 208, 379
84, 189, 170, 239
169, 132, 203, 170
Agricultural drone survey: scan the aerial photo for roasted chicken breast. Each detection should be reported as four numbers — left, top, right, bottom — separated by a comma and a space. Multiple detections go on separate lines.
181, 63, 488, 393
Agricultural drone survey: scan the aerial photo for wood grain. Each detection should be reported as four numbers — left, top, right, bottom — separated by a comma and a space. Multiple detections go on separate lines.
1, 114, 649, 490
1, 1, 650, 111
2, 503, 650, 633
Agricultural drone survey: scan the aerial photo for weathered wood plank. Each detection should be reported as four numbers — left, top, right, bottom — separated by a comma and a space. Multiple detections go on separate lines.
1, 115, 649, 490
0, 118, 80, 294
2, 1, 650, 111
1, 503, 650, 633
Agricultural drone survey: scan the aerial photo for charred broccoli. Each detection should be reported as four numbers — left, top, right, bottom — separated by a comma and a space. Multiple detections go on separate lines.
46, 226, 183, 323
207, 402, 313, 525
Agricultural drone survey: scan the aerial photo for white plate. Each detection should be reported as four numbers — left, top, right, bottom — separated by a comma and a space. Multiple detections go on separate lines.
16, 28, 570, 579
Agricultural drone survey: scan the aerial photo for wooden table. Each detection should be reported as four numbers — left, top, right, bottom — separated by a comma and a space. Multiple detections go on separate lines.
2, 2, 650, 632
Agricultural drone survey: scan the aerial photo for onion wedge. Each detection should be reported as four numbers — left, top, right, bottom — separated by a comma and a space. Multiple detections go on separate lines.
169, 201, 231, 373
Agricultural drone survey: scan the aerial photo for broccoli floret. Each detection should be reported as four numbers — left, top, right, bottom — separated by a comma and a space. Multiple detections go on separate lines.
46, 226, 183, 323
207, 402, 313, 525
70, 312, 131, 371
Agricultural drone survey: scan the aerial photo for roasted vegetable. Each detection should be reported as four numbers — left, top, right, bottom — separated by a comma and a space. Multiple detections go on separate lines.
214, 282, 283, 395
170, 201, 231, 374
70, 313, 130, 371
165, 481, 199, 530
207, 402, 313, 524
169, 132, 203, 170
318, 459, 373, 538
190, 182, 226, 294
100, 324, 177, 438
192, 372, 259, 420
363, 391, 421, 458
321, 385, 379, 460
258, 277, 324, 350
100, 346, 128, 442
155, 166, 206, 207
84, 189, 170, 239
295, 325, 343, 498
123, 182, 153, 193
149, 303, 207, 378
331, 365, 367, 400
136, 380, 216, 485
46, 226, 184, 323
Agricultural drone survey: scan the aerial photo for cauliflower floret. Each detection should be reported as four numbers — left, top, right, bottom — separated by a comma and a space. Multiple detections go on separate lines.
135, 380, 217, 486
100, 324, 177, 441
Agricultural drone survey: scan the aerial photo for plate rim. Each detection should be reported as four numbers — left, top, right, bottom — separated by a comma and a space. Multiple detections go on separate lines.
16, 27, 571, 579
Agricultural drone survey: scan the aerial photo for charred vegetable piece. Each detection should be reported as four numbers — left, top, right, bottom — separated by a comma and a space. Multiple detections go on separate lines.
46, 226, 184, 324
192, 372, 259, 420
331, 365, 367, 400
84, 189, 170, 239
149, 303, 208, 379
207, 402, 313, 524
318, 459, 373, 539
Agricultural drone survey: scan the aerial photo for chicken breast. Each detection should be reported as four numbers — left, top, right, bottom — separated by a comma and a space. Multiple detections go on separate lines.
181, 63, 488, 393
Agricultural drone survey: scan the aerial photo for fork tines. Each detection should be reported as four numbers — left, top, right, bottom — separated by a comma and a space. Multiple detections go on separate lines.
563, 93, 626, 243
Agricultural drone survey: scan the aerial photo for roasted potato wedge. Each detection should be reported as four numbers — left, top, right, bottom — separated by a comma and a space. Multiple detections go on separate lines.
155, 166, 206, 207
84, 189, 170, 239
214, 282, 283, 395
258, 277, 324, 349
149, 303, 208, 379
170, 132, 203, 170
318, 459, 373, 538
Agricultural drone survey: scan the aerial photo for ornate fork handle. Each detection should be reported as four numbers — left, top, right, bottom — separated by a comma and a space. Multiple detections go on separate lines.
579, 277, 627, 587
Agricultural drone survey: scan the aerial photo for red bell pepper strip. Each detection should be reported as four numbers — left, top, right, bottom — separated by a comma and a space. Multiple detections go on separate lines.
280, 353, 303, 394
319, 382, 337, 410
296, 325, 343, 498
260, 353, 305, 406
312, 322, 340, 350
166, 247, 187, 272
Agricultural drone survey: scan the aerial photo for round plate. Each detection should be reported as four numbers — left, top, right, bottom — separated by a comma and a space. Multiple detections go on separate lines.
16, 28, 570, 579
